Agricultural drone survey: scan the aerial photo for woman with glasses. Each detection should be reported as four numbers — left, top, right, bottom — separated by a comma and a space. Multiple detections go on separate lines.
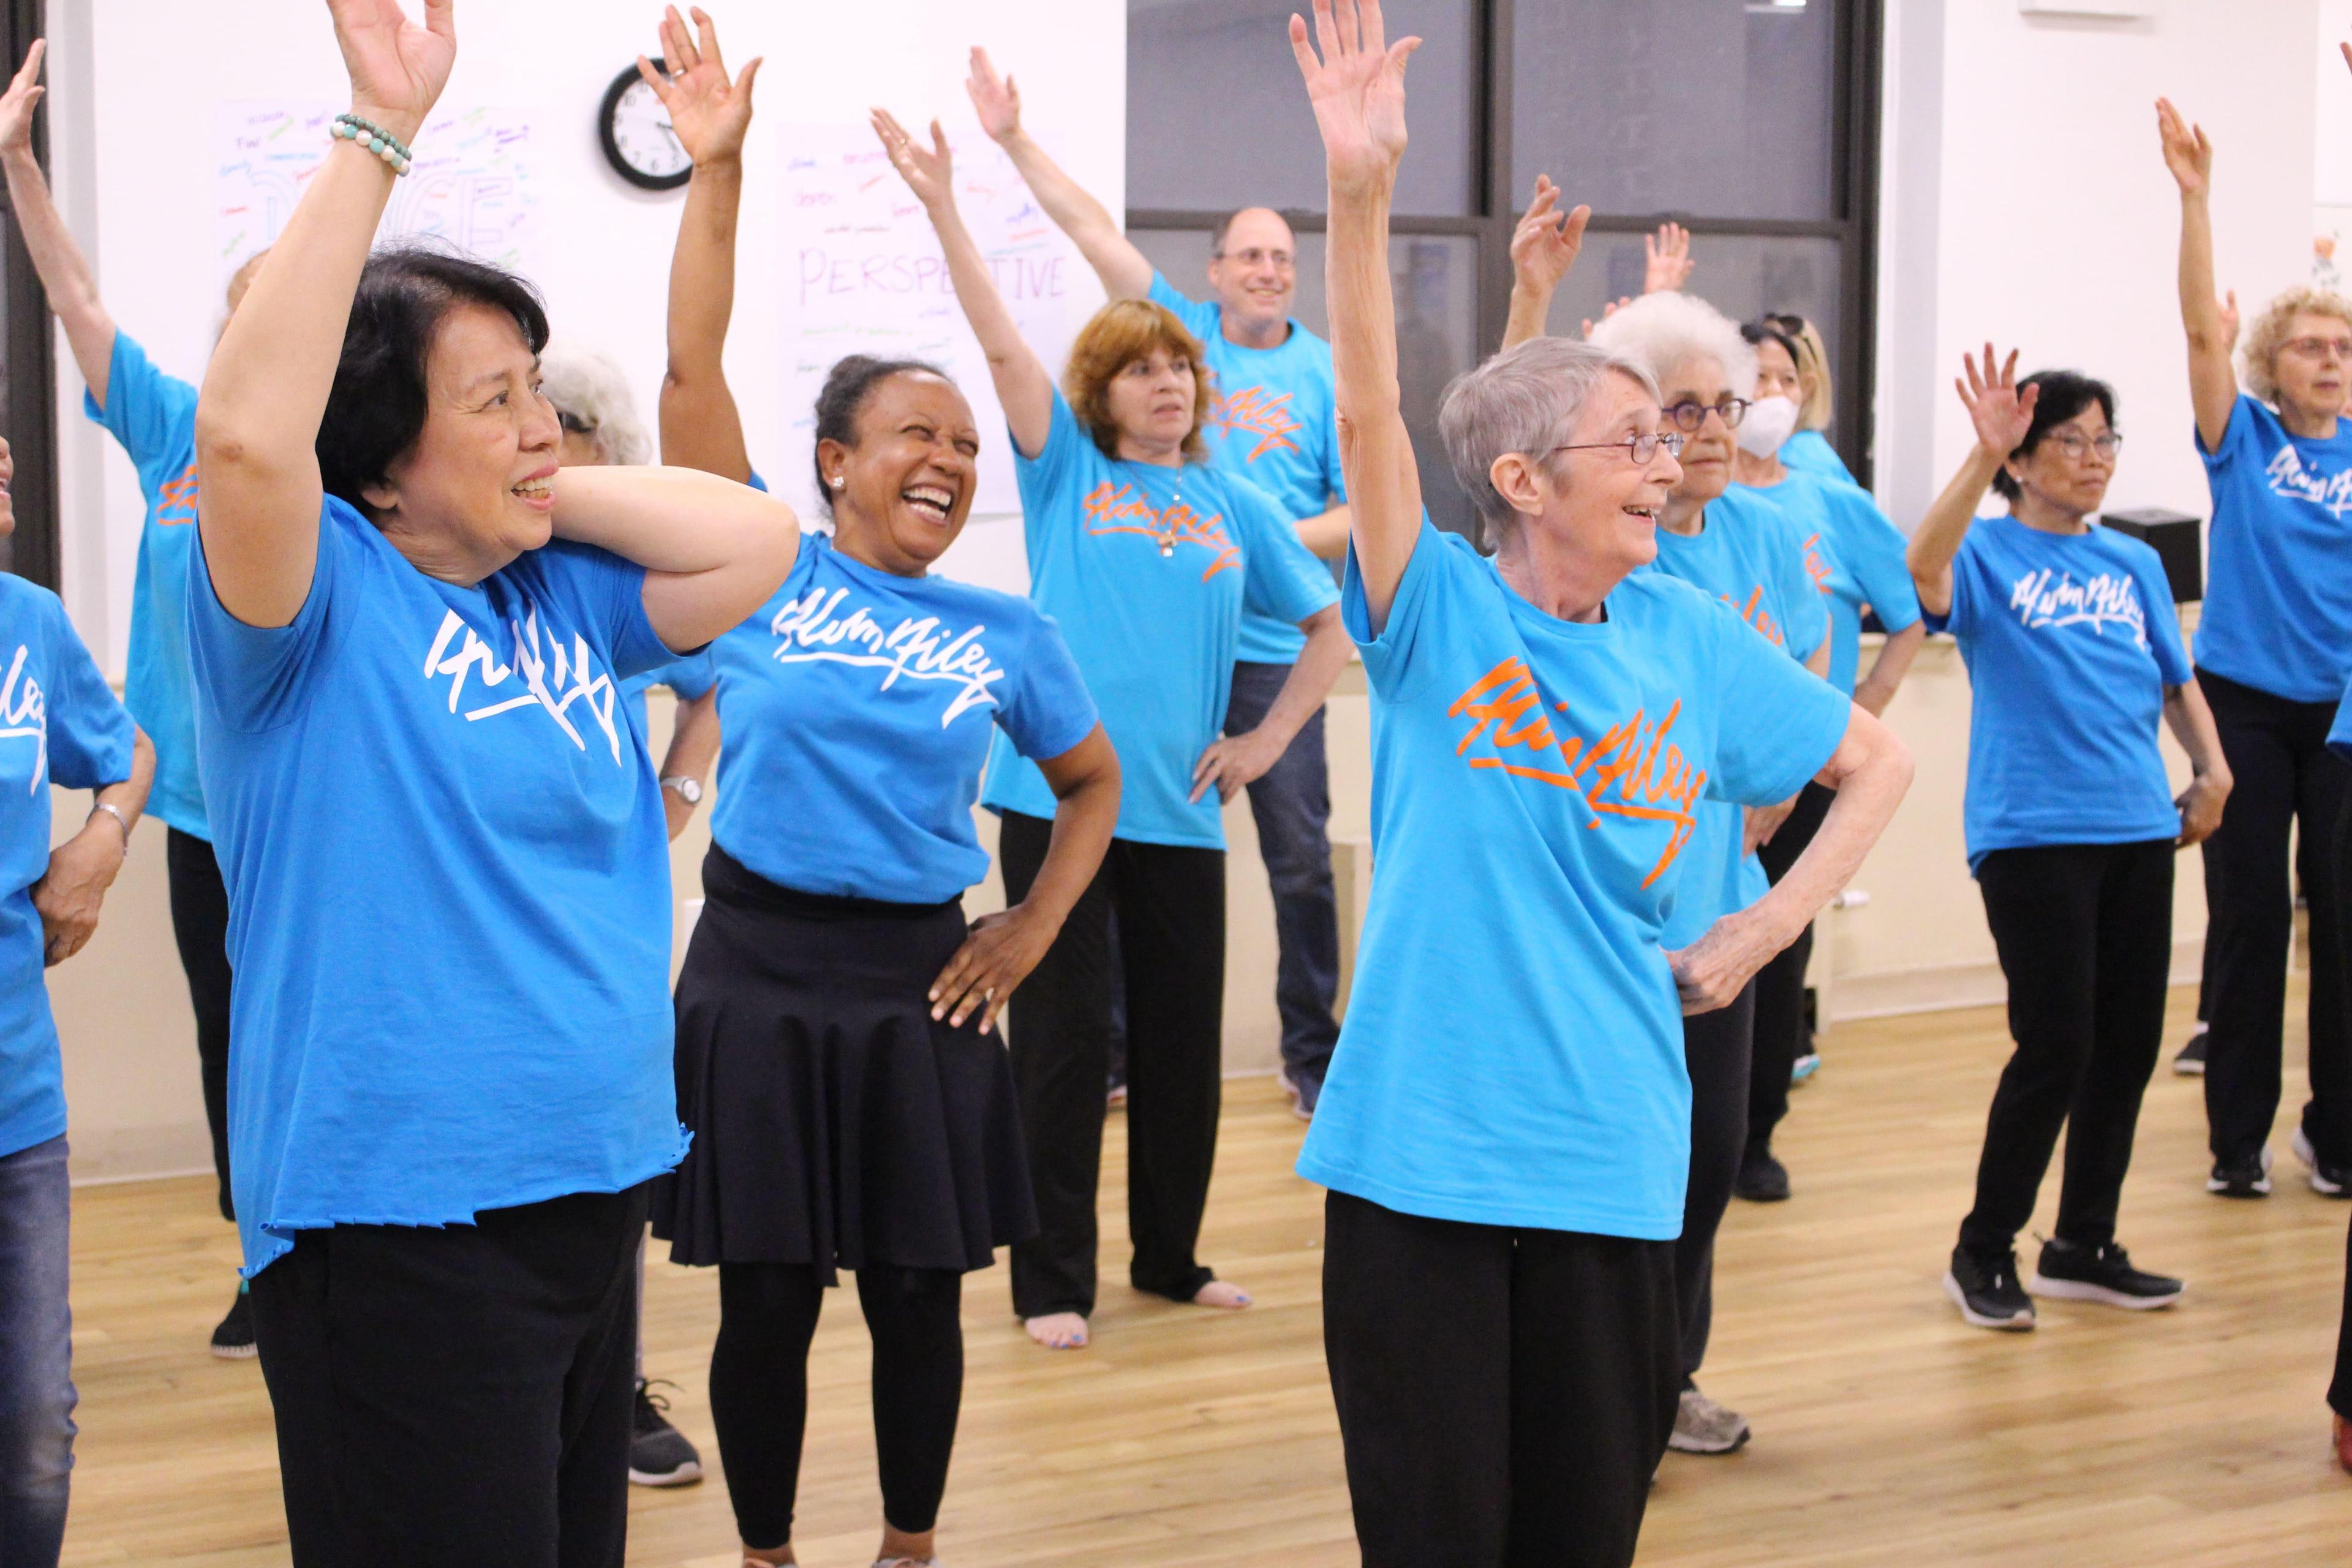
2162, 97, 2352, 1200
1909, 347, 2227, 1332
1293, 8, 1908, 1554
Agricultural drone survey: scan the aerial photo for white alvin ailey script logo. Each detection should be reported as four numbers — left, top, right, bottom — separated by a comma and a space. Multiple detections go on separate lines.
0, 644, 47, 794
2007, 568, 2149, 650
769, 586, 1005, 725
2265, 443, 2352, 516
421, 602, 624, 763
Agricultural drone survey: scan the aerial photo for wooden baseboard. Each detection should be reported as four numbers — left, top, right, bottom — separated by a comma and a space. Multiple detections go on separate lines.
66, 1121, 217, 1188
1829, 936, 2207, 1025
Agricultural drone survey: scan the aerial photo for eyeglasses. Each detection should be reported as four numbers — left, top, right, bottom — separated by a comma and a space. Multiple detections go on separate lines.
2283, 335, 2352, 360
2041, 431, 2123, 461
1215, 246, 1296, 271
556, 410, 595, 435
1661, 397, 1749, 432
1551, 431, 1686, 465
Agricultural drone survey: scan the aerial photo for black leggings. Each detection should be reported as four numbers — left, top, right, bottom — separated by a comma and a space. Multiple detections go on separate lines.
2331, 799, 2352, 1419
165, 829, 235, 1221
1749, 782, 1834, 1153
709, 1263, 963, 1548
1678, 982, 1755, 1385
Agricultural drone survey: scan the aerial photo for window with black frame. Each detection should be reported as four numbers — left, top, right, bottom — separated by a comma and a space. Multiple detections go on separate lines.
1125, 0, 1880, 543
0, 0, 55, 586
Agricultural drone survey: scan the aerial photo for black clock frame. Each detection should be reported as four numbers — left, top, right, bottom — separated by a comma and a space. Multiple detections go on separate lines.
598, 58, 692, 192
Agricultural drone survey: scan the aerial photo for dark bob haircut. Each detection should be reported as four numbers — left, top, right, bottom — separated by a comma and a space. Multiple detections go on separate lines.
811, 355, 952, 513
317, 245, 551, 517
1989, 369, 2117, 500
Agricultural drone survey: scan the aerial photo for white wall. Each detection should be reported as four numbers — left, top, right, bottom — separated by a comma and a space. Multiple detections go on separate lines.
52, 0, 1124, 671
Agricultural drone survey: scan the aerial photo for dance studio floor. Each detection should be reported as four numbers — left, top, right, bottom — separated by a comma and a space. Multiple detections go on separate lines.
58, 981, 2352, 1566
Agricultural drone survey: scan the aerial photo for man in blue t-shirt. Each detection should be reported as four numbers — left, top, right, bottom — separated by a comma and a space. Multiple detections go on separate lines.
0, 37, 262, 1357
970, 51, 1352, 1114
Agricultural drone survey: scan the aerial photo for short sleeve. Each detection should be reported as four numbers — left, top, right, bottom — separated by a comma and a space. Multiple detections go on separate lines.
186, 493, 355, 732
1232, 475, 1340, 625
1343, 516, 1455, 701
83, 332, 197, 480
997, 607, 1100, 762
1830, 486, 1922, 633
1013, 390, 1090, 518
2198, 393, 2261, 470
649, 652, 717, 701
745, 470, 769, 494
534, 541, 673, 682
40, 601, 136, 791
1706, 601, 1852, 807
2136, 552, 2194, 687
1147, 273, 1223, 345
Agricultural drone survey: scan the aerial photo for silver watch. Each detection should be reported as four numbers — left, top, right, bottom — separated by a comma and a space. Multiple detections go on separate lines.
660, 775, 703, 806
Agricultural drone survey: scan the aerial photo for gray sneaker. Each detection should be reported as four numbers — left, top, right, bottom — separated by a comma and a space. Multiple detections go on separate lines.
1667, 1387, 1750, 1454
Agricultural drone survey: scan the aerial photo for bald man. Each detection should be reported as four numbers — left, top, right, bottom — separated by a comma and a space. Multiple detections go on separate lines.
973, 50, 1348, 1115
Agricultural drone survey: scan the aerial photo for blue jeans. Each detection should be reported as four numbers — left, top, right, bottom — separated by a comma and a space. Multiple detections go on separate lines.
1225, 662, 1342, 1080
0, 1135, 75, 1567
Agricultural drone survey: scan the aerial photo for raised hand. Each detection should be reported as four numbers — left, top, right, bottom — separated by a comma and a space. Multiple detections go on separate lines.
0, 39, 43, 161
1955, 343, 2039, 459
327, 0, 456, 143
1510, 175, 1591, 298
1288, 0, 1422, 192
1643, 220, 1693, 293
967, 47, 1022, 142
2155, 97, 2211, 198
637, 6, 761, 167
871, 107, 954, 211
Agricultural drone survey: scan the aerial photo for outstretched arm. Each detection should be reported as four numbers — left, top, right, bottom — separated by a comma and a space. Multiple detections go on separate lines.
644, 6, 761, 481
1907, 344, 2037, 619
2158, 98, 2235, 452
873, 107, 1054, 458
1291, 0, 1423, 630
1643, 221, 1693, 294
0, 41, 115, 404
1500, 174, 1589, 352
195, 0, 456, 629
968, 47, 1152, 300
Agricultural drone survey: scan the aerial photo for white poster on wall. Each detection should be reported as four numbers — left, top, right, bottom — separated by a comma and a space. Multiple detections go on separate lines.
214, 102, 541, 293
774, 121, 1098, 521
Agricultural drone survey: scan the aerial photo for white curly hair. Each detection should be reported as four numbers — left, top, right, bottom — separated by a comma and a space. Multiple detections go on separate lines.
538, 342, 652, 466
1588, 292, 1758, 402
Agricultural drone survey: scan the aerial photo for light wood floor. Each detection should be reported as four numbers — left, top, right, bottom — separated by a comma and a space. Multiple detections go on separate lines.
56, 983, 2352, 1566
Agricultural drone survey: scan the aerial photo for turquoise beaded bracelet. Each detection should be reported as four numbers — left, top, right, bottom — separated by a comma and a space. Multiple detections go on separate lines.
331, 113, 413, 176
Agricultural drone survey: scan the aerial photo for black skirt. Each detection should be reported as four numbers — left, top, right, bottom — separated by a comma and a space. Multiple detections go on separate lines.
649, 846, 1037, 1277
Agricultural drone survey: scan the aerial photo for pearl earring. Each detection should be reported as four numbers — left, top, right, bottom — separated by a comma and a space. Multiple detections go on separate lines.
831, 476, 845, 489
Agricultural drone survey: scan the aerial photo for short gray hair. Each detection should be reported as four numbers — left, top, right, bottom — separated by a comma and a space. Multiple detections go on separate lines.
538, 342, 652, 466
1588, 292, 1757, 401
1439, 336, 1659, 542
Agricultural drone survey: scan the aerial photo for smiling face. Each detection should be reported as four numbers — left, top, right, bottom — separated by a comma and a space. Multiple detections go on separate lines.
1659, 354, 1736, 505
1206, 208, 1298, 342
2007, 398, 2117, 521
820, 371, 981, 575
362, 302, 562, 572
2271, 309, 2352, 420
1533, 371, 1682, 579
1103, 345, 1200, 458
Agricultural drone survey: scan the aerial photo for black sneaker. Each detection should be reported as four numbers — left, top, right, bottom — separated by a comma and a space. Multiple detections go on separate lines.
2293, 1127, 2352, 1197
2207, 1147, 2273, 1198
1943, 1246, 2035, 1331
209, 1281, 257, 1360
2172, 1026, 2207, 1075
2028, 1238, 2183, 1310
1733, 1145, 1790, 1203
628, 1380, 704, 1487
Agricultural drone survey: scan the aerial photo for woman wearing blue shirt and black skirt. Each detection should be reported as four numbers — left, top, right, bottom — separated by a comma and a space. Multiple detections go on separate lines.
1909, 347, 2230, 1332
875, 103, 1349, 1353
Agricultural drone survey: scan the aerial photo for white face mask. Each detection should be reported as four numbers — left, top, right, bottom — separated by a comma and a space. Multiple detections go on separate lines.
1736, 394, 1801, 459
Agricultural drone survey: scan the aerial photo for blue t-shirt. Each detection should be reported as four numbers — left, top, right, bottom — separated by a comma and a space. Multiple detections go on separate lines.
1735, 470, 1923, 697
1148, 275, 1346, 666
1294, 521, 1849, 1236
84, 332, 207, 840
0, 578, 137, 1159
1778, 428, 1856, 486
1642, 486, 1832, 946
2196, 394, 2352, 701
186, 496, 687, 1275
710, 532, 1097, 904
1923, 515, 2193, 867
981, 391, 1339, 848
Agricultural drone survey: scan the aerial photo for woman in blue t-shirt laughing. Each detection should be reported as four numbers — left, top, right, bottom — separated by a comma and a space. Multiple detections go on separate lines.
1909, 347, 2230, 1333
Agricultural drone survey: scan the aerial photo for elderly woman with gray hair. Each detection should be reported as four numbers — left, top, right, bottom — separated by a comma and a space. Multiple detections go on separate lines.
1286, 4, 1911, 1563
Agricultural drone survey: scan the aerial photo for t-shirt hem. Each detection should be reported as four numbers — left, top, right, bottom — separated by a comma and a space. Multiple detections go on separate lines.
2190, 647, 2343, 706
1295, 1156, 1680, 1240
0, 1107, 69, 1163
981, 796, 1227, 852
147, 797, 211, 842
1966, 823, 2184, 873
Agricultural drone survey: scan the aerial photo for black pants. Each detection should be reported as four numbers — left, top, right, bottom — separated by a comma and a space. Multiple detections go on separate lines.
2330, 799, 2352, 1419
1225, 661, 1343, 1079
1677, 982, 1754, 1385
1322, 1191, 1677, 1568
997, 812, 1226, 1318
248, 1186, 646, 1568
165, 828, 234, 1221
1959, 841, 2174, 1256
1749, 782, 1834, 1155
709, 1262, 962, 1547
2199, 669, 2352, 1166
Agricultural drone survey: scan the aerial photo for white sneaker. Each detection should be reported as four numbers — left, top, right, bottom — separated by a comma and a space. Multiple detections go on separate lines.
1667, 1387, 1750, 1454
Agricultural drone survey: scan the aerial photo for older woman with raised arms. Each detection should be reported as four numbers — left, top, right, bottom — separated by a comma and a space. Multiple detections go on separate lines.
1287, 4, 1910, 1562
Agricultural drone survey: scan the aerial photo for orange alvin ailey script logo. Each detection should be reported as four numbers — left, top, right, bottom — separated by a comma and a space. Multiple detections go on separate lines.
1080, 481, 1242, 581
1208, 384, 1304, 463
1448, 657, 1707, 887
1802, 531, 1831, 595
156, 464, 200, 526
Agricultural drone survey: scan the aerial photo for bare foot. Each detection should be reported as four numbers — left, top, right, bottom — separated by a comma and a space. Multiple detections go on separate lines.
742, 1546, 795, 1567
1025, 1311, 1090, 1349
1190, 1279, 1253, 1310
877, 1521, 937, 1565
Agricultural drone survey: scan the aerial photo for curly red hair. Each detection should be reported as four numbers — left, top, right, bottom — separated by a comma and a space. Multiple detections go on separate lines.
1060, 298, 1212, 462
